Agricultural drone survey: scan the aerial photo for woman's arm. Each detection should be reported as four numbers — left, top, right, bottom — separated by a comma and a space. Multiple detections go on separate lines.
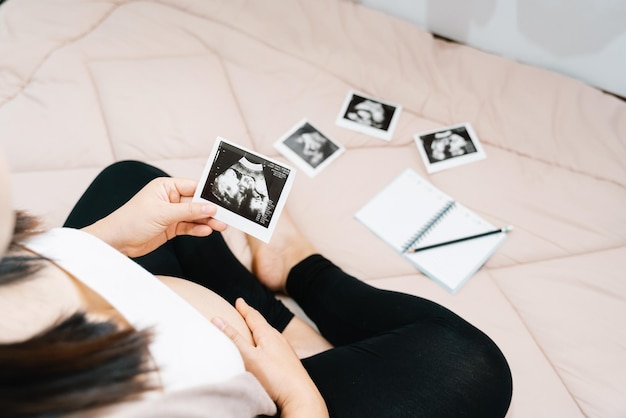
212, 298, 329, 418
82, 177, 226, 257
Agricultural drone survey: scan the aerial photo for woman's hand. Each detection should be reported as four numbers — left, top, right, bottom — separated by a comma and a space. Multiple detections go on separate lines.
212, 299, 328, 418
83, 177, 227, 257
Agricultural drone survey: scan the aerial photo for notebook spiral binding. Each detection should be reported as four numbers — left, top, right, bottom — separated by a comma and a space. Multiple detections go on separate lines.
401, 200, 456, 253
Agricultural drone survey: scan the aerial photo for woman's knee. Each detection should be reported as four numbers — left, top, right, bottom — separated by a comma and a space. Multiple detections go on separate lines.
402, 320, 513, 417
439, 322, 513, 417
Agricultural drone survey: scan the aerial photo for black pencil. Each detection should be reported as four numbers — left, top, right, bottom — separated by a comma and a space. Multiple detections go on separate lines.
406, 225, 513, 253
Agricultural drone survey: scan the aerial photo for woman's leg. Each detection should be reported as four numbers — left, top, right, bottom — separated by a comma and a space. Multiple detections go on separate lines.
63, 161, 294, 330
248, 216, 512, 418
289, 255, 512, 418
171, 235, 294, 331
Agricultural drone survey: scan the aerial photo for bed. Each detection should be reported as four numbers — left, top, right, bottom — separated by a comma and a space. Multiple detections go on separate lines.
1, 0, 625, 416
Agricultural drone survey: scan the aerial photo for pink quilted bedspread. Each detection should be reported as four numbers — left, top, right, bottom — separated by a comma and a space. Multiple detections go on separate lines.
1, 0, 625, 416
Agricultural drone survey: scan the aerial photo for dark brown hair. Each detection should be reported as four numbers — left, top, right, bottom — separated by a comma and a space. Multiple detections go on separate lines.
0, 212, 158, 417
0, 211, 45, 286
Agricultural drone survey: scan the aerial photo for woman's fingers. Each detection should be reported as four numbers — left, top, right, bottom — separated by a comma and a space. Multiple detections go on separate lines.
211, 315, 253, 357
174, 217, 227, 238
212, 299, 280, 354
212, 299, 328, 416
235, 299, 266, 334
167, 177, 199, 199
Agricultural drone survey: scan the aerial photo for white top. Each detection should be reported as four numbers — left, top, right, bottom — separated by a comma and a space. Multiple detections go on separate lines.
24, 228, 245, 392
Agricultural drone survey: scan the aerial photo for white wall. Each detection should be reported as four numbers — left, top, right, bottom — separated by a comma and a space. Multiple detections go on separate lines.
359, 0, 626, 98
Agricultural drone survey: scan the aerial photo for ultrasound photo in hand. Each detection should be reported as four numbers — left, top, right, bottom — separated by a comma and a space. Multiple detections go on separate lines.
194, 137, 296, 242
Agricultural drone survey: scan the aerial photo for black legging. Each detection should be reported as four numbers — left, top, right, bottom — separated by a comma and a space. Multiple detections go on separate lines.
64, 161, 512, 418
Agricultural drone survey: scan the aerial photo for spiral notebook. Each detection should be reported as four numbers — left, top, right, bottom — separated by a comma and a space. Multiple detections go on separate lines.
355, 168, 507, 293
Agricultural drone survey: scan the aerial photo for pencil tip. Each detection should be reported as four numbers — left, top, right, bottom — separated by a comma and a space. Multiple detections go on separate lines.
502, 225, 514, 233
